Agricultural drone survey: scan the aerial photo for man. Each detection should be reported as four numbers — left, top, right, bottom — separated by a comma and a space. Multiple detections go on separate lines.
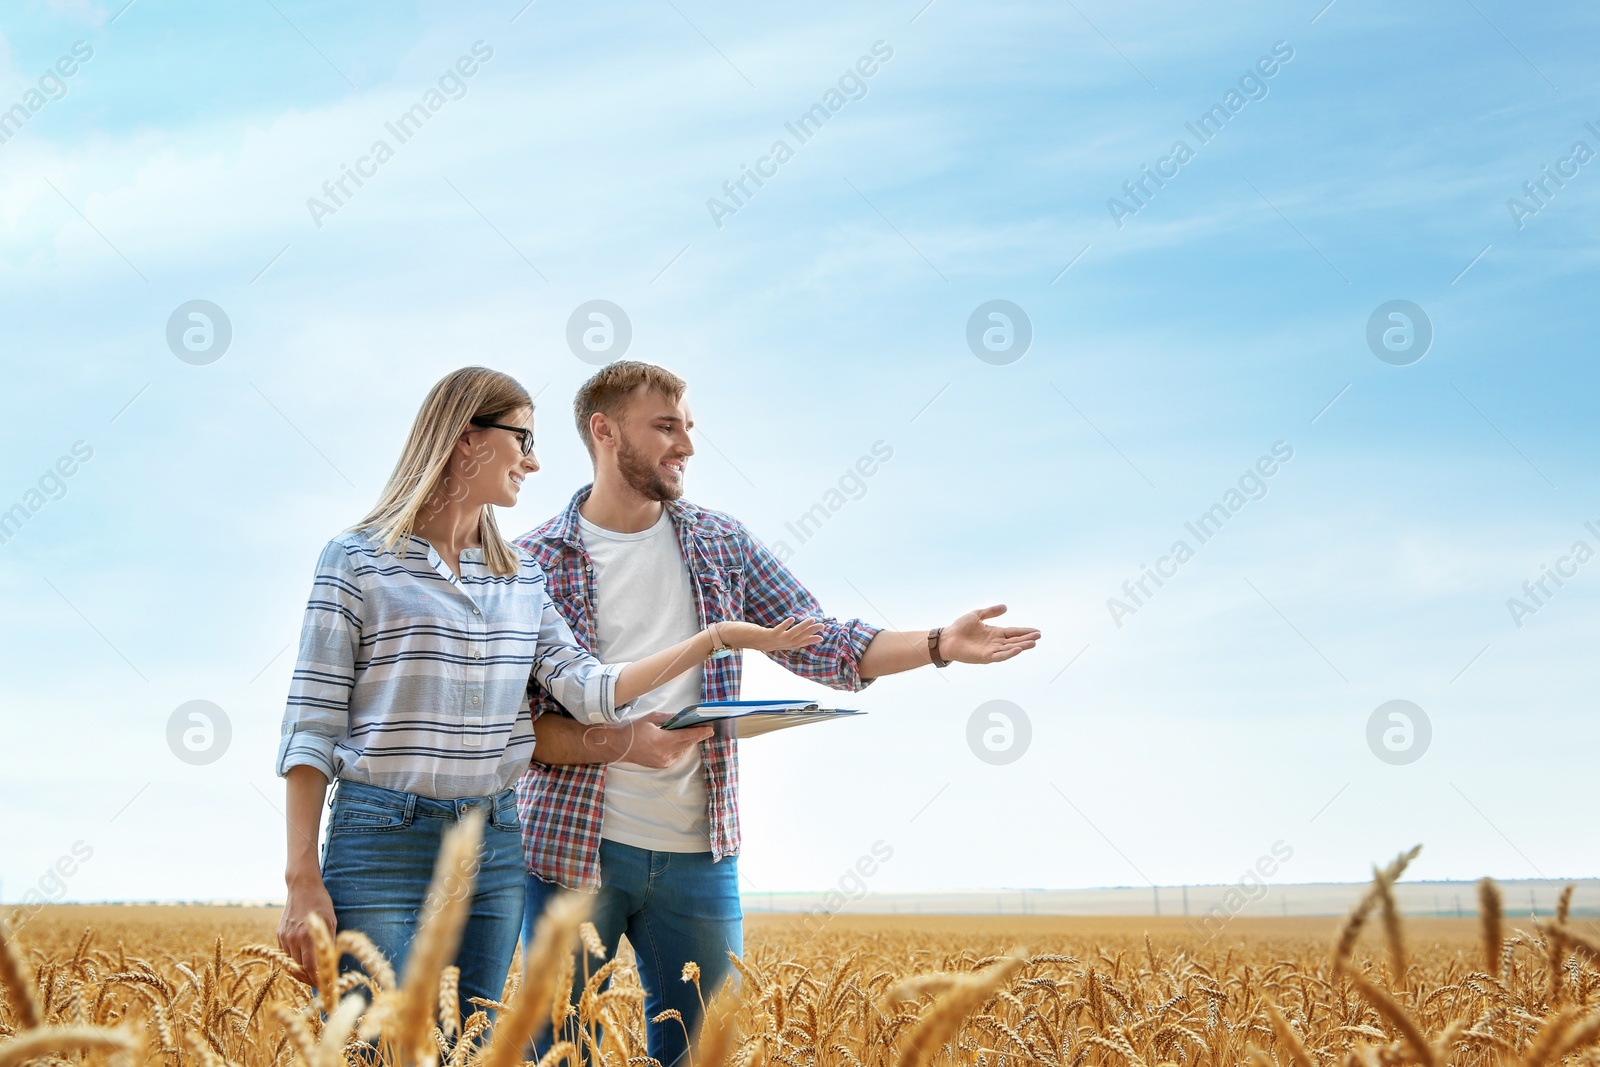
517, 361, 1040, 1065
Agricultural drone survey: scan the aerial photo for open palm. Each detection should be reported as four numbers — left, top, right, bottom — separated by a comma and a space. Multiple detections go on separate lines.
939, 604, 1040, 664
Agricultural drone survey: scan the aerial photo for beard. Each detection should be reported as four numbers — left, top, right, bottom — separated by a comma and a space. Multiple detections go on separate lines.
616, 434, 683, 502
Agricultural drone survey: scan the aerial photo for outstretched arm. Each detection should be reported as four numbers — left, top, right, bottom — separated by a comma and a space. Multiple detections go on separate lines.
858, 604, 1041, 679
734, 530, 1041, 685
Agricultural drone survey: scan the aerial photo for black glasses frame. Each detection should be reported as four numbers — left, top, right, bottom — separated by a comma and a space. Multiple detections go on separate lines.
469, 417, 534, 456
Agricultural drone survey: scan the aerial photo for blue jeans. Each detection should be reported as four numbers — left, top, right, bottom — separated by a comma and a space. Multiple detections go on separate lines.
321, 780, 526, 1025
521, 840, 742, 1067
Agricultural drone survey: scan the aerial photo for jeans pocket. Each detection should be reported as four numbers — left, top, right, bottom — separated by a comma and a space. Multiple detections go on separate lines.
329, 793, 412, 834
489, 791, 522, 834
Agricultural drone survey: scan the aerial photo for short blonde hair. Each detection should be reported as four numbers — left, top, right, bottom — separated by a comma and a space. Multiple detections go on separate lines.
573, 361, 687, 457
353, 367, 531, 576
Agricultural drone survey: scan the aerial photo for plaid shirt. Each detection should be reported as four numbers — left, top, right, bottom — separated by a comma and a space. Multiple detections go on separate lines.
513, 485, 882, 890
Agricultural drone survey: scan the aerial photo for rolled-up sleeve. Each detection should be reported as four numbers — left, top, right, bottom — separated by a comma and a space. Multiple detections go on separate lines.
739, 530, 882, 692
530, 584, 631, 725
276, 539, 362, 780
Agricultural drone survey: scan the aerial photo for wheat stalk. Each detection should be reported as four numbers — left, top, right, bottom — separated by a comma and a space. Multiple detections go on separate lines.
304, 914, 338, 1018
1541, 1008, 1600, 1065
1333, 845, 1421, 972
477, 891, 590, 1067
1345, 970, 1435, 1067
272, 1004, 318, 1067
335, 930, 396, 993
533, 1039, 577, 1066
1263, 1001, 1314, 1067
390, 809, 486, 1067
315, 993, 365, 1067
1478, 877, 1503, 979
1373, 864, 1406, 980
897, 953, 1024, 1067
691, 980, 742, 1067
0, 1024, 135, 1067
0, 918, 40, 1031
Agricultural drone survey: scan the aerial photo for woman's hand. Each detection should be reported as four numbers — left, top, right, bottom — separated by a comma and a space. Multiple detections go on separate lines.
715, 617, 827, 653
614, 618, 826, 707
278, 872, 337, 985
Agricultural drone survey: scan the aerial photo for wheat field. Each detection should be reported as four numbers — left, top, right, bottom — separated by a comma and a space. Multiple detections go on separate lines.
3, 828, 1598, 1067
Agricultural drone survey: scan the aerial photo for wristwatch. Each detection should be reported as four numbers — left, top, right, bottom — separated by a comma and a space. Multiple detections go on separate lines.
928, 627, 951, 668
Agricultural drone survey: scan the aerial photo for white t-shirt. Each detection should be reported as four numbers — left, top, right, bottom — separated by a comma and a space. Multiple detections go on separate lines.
578, 509, 711, 852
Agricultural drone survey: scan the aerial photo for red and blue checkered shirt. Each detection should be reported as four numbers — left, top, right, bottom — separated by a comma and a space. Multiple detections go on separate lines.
513, 486, 882, 890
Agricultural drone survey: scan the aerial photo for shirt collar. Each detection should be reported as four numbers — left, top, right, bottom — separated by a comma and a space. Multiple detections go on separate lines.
555, 483, 700, 548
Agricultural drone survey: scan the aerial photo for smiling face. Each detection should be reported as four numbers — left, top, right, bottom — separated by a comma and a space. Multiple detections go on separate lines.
458, 405, 539, 508
609, 388, 694, 502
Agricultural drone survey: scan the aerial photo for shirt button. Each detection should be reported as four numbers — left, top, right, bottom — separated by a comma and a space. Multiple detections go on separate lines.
471, 696, 480, 704
475, 650, 483, 659
472, 608, 481, 615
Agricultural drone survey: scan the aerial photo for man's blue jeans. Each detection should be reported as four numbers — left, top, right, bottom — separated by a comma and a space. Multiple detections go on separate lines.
522, 839, 742, 1067
321, 780, 526, 1024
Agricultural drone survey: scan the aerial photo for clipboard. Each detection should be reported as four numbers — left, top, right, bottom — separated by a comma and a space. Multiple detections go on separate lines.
660, 699, 865, 739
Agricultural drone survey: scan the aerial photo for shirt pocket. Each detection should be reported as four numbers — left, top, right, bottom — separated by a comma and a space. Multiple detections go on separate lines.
701, 564, 745, 622
542, 564, 586, 603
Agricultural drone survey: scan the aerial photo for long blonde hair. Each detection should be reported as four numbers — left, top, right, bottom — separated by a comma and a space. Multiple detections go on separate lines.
354, 367, 531, 576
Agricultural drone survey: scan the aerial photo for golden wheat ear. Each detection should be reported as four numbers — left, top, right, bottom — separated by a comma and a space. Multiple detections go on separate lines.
304, 913, 339, 1017
1541, 1010, 1600, 1066
335, 929, 396, 992
476, 891, 591, 1067
1477, 877, 1503, 979
313, 992, 367, 1067
897, 951, 1026, 1067
1373, 863, 1406, 981
1333, 844, 1421, 973
1263, 1001, 1314, 1067
533, 1039, 577, 1067
1345, 970, 1436, 1067
691, 978, 743, 1067
392, 808, 487, 1067
0, 917, 41, 1031
436, 965, 460, 1039
0, 1025, 137, 1067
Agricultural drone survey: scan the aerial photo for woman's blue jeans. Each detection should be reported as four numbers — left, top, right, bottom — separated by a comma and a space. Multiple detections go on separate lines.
320, 780, 526, 1024
521, 839, 743, 1067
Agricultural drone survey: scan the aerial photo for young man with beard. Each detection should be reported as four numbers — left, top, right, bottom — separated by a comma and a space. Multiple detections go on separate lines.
517, 361, 1040, 1065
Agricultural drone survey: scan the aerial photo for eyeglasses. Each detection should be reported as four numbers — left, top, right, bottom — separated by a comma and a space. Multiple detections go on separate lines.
469, 417, 534, 456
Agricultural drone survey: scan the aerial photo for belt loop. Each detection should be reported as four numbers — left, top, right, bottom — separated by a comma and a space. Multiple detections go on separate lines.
405, 793, 417, 822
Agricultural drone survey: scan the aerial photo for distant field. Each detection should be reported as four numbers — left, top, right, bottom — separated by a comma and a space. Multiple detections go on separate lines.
749, 911, 1527, 950
7, 903, 1536, 957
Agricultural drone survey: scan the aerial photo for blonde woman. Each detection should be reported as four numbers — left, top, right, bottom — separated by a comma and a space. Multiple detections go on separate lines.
273, 367, 820, 1013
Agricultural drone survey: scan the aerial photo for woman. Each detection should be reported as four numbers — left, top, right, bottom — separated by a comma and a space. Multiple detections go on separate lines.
273, 367, 819, 1013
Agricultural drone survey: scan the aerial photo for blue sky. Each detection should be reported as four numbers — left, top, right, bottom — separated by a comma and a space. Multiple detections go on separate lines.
2, 0, 1597, 906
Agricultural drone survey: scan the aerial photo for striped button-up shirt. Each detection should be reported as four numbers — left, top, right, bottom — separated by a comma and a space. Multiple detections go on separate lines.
276, 530, 628, 799
514, 486, 882, 890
